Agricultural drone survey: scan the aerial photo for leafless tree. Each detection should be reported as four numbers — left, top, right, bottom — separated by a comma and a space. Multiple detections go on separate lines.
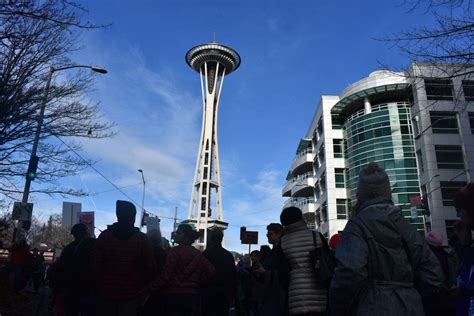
385, 0, 473, 78
0, 1, 114, 199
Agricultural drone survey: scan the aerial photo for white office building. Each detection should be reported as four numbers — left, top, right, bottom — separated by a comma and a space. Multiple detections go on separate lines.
283, 62, 474, 243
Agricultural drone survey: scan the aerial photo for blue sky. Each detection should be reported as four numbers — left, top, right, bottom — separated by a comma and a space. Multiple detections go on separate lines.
27, 0, 437, 252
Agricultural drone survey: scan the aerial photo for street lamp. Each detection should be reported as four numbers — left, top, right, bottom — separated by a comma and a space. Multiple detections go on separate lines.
21, 65, 107, 204
138, 169, 146, 228
15, 65, 107, 241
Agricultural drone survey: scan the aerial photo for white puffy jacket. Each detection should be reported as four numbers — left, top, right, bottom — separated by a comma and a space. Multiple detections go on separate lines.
280, 220, 327, 315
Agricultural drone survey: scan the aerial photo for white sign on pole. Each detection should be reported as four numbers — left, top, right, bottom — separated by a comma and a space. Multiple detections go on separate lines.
146, 217, 161, 234
410, 206, 418, 219
62, 202, 81, 228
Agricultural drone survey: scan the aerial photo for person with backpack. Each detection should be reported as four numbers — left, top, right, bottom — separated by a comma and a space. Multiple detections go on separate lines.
329, 162, 443, 316
276, 206, 328, 315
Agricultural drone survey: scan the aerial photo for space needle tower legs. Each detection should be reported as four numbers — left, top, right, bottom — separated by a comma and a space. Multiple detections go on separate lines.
184, 42, 241, 249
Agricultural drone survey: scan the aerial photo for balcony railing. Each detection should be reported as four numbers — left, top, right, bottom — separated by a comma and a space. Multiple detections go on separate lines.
291, 149, 314, 174
283, 197, 315, 208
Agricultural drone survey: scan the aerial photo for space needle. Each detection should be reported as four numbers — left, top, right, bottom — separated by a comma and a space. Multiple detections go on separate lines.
183, 42, 241, 249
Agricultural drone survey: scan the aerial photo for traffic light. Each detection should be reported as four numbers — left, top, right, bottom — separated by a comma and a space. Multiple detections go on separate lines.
26, 155, 39, 181
208, 208, 212, 217
141, 211, 149, 227
421, 196, 430, 216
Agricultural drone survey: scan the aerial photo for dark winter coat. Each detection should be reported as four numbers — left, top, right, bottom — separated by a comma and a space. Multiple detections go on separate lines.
93, 222, 156, 300
202, 245, 237, 301
329, 198, 443, 316
149, 244, 215, 294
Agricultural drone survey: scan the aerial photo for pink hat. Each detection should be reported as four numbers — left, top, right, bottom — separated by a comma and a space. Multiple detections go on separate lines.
426, 230, 443, 247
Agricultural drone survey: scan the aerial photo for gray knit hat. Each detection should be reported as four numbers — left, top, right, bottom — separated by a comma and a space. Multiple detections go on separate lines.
356, 162, 392, 202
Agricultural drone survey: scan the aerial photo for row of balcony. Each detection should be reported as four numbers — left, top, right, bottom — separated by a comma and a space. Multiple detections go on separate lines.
283, 197, 317, 214
291, 149, 314, 176
282, 171, 315, 197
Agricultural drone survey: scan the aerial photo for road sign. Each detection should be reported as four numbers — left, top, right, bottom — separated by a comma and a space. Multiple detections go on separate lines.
12, 202, 33, 221
241, 231, 258, 245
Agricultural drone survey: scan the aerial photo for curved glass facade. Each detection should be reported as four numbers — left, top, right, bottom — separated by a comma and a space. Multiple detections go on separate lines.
344, 102, 423, 229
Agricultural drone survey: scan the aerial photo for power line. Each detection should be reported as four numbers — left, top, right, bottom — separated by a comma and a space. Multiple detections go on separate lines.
54, 136, 140, 206
54, 136, 273, 229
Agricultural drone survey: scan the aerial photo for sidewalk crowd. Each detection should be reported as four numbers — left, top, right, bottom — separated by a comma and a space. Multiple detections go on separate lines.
1, 162, 474, 316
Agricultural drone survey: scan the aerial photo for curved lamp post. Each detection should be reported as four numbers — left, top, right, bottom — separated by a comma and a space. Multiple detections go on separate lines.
15, 65, 107, 242
138, 169, 146, 228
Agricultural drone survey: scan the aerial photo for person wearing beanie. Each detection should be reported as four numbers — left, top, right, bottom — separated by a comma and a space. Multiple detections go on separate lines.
454, 183, 474, 228
275, 206, 328, 315
329, 162, 443, 316
93, 200, 156, 316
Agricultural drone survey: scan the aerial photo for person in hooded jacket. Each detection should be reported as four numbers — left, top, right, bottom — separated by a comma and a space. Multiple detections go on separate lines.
329, 162, 443, 316
94, 200, 156, 316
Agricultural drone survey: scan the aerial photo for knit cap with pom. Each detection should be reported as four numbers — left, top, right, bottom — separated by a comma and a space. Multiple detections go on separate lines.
356, 162, 392, 202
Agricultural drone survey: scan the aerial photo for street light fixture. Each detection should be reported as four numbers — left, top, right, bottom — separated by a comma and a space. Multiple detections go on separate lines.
138, 169, 146, 228
15, 64, 107, 241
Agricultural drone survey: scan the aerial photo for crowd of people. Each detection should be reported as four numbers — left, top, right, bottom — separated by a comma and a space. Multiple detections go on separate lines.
2, 162, 474, 316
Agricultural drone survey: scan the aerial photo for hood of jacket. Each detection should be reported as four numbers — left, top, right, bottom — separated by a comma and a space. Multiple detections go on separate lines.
107, 222, 139, 241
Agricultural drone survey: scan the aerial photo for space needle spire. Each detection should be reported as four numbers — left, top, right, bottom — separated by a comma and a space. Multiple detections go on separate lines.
184, 42, 241, 249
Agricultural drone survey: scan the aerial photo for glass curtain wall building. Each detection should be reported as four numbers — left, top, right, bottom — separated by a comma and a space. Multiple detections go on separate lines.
282, 63, 474, 242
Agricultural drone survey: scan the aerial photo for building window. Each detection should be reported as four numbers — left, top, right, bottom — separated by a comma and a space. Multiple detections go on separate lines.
429, 111, 458, 134
319, 145, 325, 161
321, 201, 328, 222
440, 181, 466, 206
332, 114, 344, 129
416, 150, 424, 172
320, 172, 326, 193
335, 168, 345, 188
462, 80, 474, 101
317, 118, 323, 137
314, 184, 321, 200
469, 112, 474, 134
333, 139, 344, 158
435, 145, 465, 169
446, 220, 458, 244
424, 79, 453, 100
336, 199, 348, 219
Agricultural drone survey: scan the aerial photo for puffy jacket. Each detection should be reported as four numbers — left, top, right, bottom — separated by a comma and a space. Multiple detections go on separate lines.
280, 220, 327, 315
150, 244, 215, 294
93, 222, 156, 300
329, 198, 443, 316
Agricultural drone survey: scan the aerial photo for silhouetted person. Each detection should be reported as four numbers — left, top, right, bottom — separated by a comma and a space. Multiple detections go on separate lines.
201, 229, 237, 316
94, 200, 156, 316
261, 222, 286, 316
146, 224, 215, 316
423, 230, 455, 315
453, 183, 474, 315
329, 162, 443, 316
8, 239, 30, 291
60, 223, 96, 316
140, 229, 167, 316
277, 207, 327, 316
